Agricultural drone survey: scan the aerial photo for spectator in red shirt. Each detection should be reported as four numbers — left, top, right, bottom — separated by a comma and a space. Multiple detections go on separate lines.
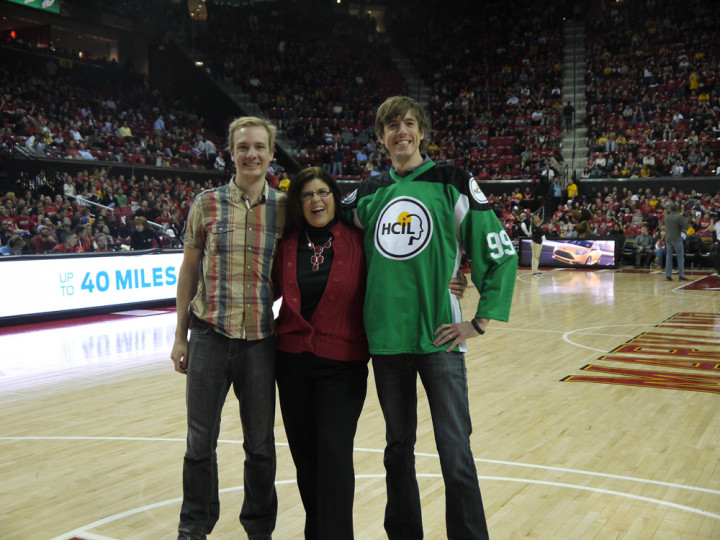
14, 207, 35, 232
30, 225, 57, 253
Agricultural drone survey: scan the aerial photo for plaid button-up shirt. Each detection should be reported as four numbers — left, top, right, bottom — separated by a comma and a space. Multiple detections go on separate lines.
184, 179, 286, 340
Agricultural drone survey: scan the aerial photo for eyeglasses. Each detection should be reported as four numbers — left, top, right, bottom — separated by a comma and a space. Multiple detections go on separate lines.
300, 189, 332, 201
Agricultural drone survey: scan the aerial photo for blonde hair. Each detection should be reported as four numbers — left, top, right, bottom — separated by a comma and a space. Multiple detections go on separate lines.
227, 116, 277, 153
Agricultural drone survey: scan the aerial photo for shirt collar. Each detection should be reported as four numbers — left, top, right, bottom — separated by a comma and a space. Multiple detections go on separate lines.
228, 176, 268, 206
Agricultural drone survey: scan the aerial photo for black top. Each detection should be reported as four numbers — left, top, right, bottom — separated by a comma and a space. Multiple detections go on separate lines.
531, 223, 544, 244
297, 218, 337, 320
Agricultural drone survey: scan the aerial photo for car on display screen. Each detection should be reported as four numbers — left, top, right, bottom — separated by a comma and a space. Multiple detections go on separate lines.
551, 240, 603, 265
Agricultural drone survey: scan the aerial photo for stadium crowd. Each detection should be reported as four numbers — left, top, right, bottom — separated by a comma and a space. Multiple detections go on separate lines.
0, 59, 223, 170
0, 169, 201, 253
582, 0, 720, 179
1, 165, 718, 270
2, 0, 720, 185
0, 0, 719, 265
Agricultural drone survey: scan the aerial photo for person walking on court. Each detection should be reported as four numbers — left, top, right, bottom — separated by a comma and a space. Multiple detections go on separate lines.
664, 203, 689, 282
343, 96, 517, 539
171, 116, 285, 540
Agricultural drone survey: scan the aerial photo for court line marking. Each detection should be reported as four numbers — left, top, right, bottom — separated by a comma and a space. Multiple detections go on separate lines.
48, 481, 299, 540
5, 436, 718, 498
562, 324, 671, 352
48, 473, 720, 540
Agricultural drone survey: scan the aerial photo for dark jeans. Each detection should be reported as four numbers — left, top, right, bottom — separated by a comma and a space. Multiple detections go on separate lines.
276, 352, 368, 540
178, 322, 277, 539
635, 246, 652, 267
665, 240, 685, 279
373, 352, 489, 540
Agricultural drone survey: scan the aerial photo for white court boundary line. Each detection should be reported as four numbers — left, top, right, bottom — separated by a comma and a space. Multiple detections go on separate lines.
47, 474, 720, 540
2, 435, 718, 540
4, 435, 719, 497
562, 323, 659, 352
562, 322, 718, 353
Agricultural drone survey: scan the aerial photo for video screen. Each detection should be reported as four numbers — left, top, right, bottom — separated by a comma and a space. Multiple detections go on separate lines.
518, 238, 617, 269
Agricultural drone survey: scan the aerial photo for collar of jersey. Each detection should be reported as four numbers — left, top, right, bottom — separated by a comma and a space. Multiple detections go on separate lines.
389, 159, 435, 183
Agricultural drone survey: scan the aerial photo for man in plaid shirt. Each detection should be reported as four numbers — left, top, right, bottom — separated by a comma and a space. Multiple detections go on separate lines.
171, 116, 286, 540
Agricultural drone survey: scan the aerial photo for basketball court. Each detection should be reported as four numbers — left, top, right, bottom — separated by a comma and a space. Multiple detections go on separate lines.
1, 268, 719, 539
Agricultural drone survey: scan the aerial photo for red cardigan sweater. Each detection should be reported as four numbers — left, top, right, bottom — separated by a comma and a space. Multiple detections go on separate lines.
272, 221, 369, 362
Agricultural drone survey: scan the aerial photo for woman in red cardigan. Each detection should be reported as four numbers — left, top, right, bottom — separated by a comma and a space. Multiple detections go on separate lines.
272, 167, 369, 539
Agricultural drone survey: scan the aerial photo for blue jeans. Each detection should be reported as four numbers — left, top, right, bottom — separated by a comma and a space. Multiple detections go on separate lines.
373, 352, 489, 540
179, 321, 277, 539
332, 161, 343, 177
665, 240, 685, 279
654, 247, 665, 268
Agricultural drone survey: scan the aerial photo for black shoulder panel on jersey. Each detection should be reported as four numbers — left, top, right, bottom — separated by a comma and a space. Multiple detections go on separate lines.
413, 164, 493, 211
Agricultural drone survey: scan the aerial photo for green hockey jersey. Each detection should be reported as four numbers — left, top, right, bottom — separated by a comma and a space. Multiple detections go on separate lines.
342, 160, 517, 355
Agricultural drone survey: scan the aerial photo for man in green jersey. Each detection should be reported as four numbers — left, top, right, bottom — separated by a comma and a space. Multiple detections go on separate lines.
343, 96, 517, 539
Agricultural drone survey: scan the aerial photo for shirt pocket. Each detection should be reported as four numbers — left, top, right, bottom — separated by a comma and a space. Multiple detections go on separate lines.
206, 222, 236, 255
262, 228, 281, 260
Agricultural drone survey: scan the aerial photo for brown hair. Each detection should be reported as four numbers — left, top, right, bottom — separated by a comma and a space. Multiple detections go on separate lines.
576, 220, 592, 238
375, 96, 430, 152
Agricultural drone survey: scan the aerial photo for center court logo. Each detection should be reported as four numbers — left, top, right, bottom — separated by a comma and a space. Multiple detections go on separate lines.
374, 197, 433, 260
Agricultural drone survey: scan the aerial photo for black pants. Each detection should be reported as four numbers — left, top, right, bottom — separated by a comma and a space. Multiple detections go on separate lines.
277, 352, 368, 540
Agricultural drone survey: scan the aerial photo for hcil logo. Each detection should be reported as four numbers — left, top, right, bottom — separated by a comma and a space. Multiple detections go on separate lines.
374, 197, 433, 260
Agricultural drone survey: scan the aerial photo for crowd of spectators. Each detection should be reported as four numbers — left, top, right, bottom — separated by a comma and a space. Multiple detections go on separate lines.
189, 0, 567, 182
2, 168, 718, 271
2, 0, 720, 197
496, 182, 719, 269
191, 2, 405, 179
387, 0, 565, 181
499, 184, 717, 239
582, 0, 720, 179
0, 58, 223, 170
0, 168, 215, 255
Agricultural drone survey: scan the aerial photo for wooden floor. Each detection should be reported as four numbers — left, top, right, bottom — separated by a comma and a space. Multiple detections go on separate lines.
1, 267, 719, 540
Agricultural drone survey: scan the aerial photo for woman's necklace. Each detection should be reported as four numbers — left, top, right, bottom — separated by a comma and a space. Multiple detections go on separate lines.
305, 230, 333, 271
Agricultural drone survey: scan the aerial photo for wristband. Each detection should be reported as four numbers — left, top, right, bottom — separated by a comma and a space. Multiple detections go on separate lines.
471, 319, 485, 335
